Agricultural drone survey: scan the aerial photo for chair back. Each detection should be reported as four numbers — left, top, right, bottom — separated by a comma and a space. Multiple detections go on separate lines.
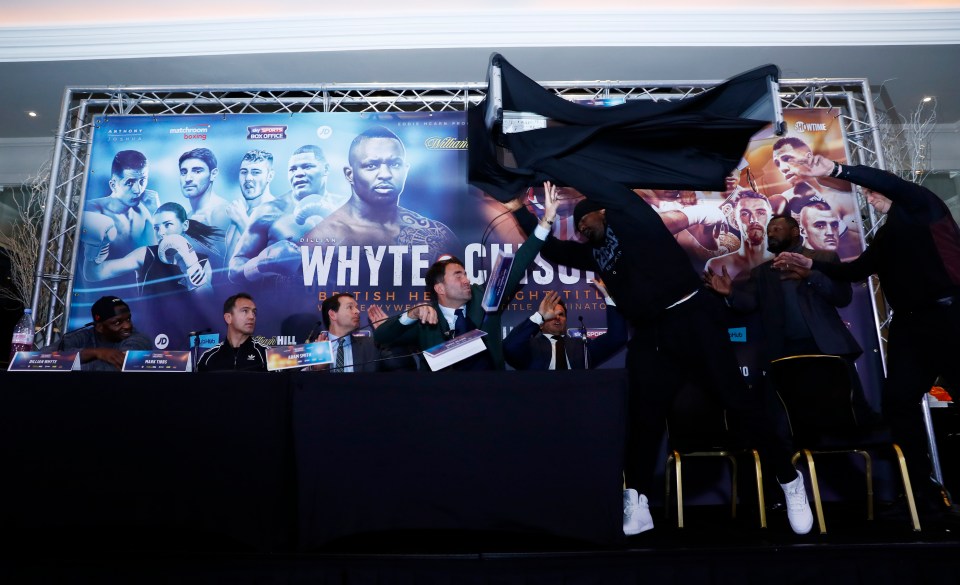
667, 382, 734, 452
769, 354, 857, 440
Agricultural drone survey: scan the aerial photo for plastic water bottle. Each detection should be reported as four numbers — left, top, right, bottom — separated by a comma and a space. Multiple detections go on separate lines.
9, 309, 35, 361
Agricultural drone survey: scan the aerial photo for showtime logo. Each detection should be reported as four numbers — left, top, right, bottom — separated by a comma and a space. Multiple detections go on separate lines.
794, 121, 827, 133
169, 124, 211, 140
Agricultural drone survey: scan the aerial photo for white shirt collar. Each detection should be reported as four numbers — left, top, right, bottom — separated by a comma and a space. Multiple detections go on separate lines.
438, 304, 467, 328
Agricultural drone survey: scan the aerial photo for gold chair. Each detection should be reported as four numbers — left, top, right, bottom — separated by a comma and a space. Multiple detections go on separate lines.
769, 354, 920, 534
665, 383, 766, 529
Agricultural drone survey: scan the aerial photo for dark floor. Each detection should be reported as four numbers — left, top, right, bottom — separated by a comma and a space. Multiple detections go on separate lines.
3, 504, 958, 585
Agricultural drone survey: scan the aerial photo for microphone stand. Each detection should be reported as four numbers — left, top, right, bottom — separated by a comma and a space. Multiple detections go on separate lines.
188, 328, 212, 372
578, 316, 589, 370
327, 349, 425, 373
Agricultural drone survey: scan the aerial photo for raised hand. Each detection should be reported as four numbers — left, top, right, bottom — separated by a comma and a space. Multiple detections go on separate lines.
538, 290, 562, 321
703, 265, 733, 296
367, 305, 389, 329
590, 276, 610, 299
772, 251, 813, 271
542, 181, 560, 224
800, 152, 836, 178
407, 304, 438, 325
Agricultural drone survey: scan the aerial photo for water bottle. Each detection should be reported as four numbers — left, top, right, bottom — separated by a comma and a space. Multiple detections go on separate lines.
9, 309, 35, 361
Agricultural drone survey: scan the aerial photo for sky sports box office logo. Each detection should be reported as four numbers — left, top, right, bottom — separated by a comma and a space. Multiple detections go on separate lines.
247, 125, 288, 140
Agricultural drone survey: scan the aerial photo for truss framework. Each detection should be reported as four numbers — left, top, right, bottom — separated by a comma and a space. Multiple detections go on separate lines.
32, 78, 890, 362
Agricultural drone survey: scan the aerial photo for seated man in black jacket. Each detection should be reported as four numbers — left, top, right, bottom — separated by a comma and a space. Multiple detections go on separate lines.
197, 292, 268, 372
774, 155, 960, 527
50, 295, 152, 371
503, 277, 626, 370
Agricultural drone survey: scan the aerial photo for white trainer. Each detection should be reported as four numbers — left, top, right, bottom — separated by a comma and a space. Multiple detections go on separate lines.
780, 472, 814, 535
623, 488, 654, 535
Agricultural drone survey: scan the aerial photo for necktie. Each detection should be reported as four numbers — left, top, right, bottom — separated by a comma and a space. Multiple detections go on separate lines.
454, 308, 469, 337
335, 337, 345, 372
553, 335, 568, 370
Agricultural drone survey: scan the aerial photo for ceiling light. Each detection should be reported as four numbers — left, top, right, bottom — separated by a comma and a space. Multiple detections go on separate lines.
27, 111, 38, 117
922, 97, 933, 103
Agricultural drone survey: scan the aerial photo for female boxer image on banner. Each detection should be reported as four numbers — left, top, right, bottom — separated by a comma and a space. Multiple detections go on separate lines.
81, 201, 222, 299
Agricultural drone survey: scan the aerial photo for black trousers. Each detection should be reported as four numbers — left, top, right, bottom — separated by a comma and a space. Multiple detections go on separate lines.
624, 289, 797, 495
884, 300, 960, 500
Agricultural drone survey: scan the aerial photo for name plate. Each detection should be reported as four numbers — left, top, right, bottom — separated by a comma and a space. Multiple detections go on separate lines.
423, 329, 488, 371
481, 252, 515, 312
122, 350, 193, 372
266, 341, 332, 371
7, 351, 80, 371
566, 327, 608, 340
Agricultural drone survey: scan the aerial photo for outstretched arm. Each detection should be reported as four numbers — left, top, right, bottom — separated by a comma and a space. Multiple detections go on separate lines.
800, 154, 941, 218
774, 248, 880, 284
511, 186, 597, 272
84, 247, 146, 282
585, 279, 627, 367
501, 181, 561, 297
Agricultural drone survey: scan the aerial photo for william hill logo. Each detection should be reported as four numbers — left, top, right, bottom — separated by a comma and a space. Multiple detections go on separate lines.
254, 335, 296, 346
247, 125, 288, 140
794, 121, 827, 133
425, 136, 467, 150
169, 124, 210, 140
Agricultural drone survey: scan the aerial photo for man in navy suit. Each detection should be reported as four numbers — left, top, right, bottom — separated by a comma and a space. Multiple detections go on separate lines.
503, 278, 626, 370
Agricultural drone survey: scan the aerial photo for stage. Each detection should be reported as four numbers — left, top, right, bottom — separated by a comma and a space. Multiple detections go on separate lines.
3, 512, 958, 584
1, 370, 957, 583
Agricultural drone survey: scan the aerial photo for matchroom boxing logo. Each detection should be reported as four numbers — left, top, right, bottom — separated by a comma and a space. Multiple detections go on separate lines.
169, 124, 211, 140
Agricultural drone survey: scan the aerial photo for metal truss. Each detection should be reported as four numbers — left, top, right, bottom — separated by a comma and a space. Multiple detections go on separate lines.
33, 79, 890, 356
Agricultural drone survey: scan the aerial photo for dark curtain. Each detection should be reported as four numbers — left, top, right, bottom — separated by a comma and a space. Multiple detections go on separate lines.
468, 53, 780, 201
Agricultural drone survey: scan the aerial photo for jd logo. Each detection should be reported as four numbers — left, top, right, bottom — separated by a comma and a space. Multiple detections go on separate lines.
155, 333, 169, 349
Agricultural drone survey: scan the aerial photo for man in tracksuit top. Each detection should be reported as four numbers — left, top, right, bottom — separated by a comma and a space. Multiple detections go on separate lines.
197, 292, 268, 372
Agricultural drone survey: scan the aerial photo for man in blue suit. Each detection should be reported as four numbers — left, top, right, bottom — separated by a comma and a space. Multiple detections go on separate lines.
503, 278, 626, 370
311, 293, 416, 373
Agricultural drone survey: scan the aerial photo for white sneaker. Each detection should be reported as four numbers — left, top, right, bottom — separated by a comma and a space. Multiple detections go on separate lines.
623, 488, 654, 535
780, 472, 814, 535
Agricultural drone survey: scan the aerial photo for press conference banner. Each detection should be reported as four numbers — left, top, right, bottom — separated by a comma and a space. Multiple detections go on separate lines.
70, 111, 600, 354
69, 107, 880, 392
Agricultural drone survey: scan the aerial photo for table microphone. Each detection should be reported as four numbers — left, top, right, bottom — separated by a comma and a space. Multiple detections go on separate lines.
304, 320, 324, 343
57, 322, 95, 351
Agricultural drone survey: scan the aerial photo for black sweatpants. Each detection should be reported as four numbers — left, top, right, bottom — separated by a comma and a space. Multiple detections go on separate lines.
624, 289, 797, 495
